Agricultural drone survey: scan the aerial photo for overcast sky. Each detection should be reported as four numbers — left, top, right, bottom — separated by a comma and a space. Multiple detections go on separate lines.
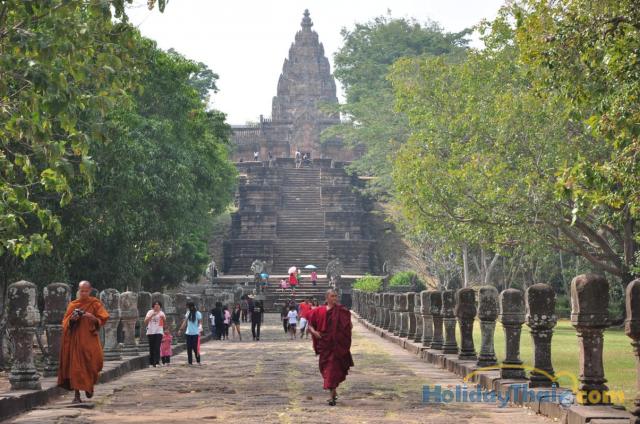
126, 0, 505, 124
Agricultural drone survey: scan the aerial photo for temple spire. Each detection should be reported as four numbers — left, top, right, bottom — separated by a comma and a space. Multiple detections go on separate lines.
301, 9, 313, 30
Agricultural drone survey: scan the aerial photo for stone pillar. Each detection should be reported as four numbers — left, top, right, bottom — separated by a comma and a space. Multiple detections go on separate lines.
398, 294, 410, 338
420, 290, 433, 347
477, 286, 498, 367
441, 290, 458, 354
137, 291, 151, 353
381, 293, 390, 329
406, 293, 417, 339
392, 294, 400, 335
499, 288, 526, 379
624, 278, 640, 424
42, 282, 71, 377
429, 290, 443, 350
413, 293, 423, 343
376, 293, 384, 327
162, 293, 178, 346
525, 283, 557, 387
175, 293, 188, 343
571, 274, 610, 405
7, 281, 41, 390
119, 291, 139, 356
455, 288, 477, 361
100, 289, 121, 361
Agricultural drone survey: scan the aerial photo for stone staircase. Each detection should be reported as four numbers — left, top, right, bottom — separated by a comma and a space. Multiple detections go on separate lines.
265, 277, 333, 310
280, 168, 321, 210
272, 240, 328, 274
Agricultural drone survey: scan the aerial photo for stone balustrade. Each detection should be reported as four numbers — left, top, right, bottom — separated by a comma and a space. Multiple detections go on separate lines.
351, 275, 640, 421
3, 281, 197, 392
477, 286, 498, 367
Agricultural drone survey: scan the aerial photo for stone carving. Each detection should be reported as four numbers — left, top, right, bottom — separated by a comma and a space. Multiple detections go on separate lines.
326, 258, 344, 283
100, 289, 121, 361
420, 290, 434, 347
7, 281, 41, 390
525, 283, 557, 387
624, 278, 640, 423
42, 283, 71, 377
119, 291, 139, 356
499, 288, 526, 379
441, 290, 458, 354
571, 274, 610, 405
137, 291, 151, 352
429, 291, 443, 350
398, 294, 409, 338
413, 293, 423, 343
455, 288, 477, 361
477, 286, 499, 367
406, 293, 417, 339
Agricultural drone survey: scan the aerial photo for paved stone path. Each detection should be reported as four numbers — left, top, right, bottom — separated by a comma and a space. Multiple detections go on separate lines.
8, 314, 555, 424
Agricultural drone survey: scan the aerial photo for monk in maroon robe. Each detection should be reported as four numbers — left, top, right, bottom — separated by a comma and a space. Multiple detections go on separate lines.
307, 289, 354, 406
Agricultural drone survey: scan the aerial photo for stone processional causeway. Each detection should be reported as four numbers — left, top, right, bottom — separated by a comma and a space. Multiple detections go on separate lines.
223, 10, 376, 276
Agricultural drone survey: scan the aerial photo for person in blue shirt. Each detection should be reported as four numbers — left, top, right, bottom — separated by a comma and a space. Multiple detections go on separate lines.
178, 302, 202, 365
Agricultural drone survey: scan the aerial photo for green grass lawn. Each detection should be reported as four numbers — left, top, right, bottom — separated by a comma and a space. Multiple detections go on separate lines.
456, 320, 637, 408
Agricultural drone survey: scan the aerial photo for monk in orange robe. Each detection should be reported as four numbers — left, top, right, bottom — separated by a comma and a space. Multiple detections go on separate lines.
307, 289, 354, 406
57, 281, 109, 403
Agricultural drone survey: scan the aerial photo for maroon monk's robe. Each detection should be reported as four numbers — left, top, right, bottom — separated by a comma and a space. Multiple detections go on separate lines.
308, 304, 354, 389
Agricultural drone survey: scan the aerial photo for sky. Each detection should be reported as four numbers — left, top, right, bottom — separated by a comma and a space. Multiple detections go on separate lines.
126, 0, 505, 125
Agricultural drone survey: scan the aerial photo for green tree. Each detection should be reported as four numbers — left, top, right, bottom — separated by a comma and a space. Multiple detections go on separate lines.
326, 15, 469, 197
20, 41, 236, 292
388, 4, 638, 293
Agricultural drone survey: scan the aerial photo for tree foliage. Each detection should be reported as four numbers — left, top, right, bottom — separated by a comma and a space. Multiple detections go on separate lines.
326, 16, 469, 197
388, 2, 639, 289
0, 1, 236, 293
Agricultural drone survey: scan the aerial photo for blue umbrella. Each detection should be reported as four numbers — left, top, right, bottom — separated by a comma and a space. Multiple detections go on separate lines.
304, 265, 318, 270
260, 273, 269, 279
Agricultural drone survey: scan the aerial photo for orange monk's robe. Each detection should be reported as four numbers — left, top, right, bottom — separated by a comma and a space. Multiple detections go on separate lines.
57, 297, 109, 392
308, 304, 354, 390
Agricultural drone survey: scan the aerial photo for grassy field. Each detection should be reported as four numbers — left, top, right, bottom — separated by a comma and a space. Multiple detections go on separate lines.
456, 320, 637, 408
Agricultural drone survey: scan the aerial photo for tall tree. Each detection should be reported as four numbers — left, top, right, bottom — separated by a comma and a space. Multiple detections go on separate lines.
326, 15, 469, 197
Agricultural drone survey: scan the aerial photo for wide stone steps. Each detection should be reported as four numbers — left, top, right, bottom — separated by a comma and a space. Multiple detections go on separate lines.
276, 211, 324, 238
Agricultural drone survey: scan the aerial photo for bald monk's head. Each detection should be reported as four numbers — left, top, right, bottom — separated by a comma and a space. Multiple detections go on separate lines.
325, 288, 338, 307
78, 280, 92, 300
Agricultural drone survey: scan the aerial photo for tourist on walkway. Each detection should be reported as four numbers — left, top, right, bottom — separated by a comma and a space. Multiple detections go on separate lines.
310, 270, 318, 286
251, 300, 264, 341
298, 298, 312, 339
223, 305, 231, 340
231, 304, 242, 341
57, 281, 109, 403
307, 289, 354, 406
287, 305, 298, 340
210, 303, 224, 340
254, 151, 259, 161
179, 302, 202, 365
289, 271, 298, 291
240, 296, 249, 322
247, 296, 255, 321
280, 304, 289, 333
144, 300, 166, 367
160, 327, 173, 366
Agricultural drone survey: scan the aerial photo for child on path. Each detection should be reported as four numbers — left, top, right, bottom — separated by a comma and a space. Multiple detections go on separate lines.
160, 327, 172, 366
287, 306, 298, 340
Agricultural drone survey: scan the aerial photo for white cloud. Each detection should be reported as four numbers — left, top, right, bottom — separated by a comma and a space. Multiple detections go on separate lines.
127, 0, 504, 124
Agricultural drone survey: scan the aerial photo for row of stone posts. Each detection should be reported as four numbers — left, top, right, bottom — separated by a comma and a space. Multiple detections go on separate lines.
353, 275, 640, 422
4, 280, 210, 391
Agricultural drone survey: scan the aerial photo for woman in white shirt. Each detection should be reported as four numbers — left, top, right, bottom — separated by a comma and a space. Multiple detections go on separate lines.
144, 301, 166, 367
287, 306, 298, 340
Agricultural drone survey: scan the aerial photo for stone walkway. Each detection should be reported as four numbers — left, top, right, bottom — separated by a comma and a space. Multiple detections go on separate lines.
8, 314, 555, 424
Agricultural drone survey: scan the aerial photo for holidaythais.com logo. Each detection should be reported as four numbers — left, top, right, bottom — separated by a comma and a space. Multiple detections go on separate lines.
422, 365, 625, 407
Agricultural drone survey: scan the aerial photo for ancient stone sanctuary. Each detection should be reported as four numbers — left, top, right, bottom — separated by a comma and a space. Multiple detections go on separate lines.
222, 10, 374, 281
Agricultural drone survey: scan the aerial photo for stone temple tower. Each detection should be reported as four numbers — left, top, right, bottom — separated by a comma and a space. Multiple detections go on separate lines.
230, 10, 361, 161
272, 9, 340, 157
